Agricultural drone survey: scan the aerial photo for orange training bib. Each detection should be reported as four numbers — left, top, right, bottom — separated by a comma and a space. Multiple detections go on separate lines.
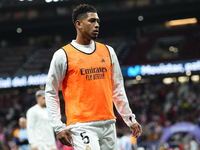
62, 42, 116, 126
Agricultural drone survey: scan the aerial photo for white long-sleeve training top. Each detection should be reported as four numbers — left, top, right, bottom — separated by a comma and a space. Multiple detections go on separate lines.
26, 104, 57, 149
45, 40, 137, 134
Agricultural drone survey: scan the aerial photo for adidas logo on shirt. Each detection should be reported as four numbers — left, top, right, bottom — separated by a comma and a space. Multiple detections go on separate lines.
101, 59, 105, 62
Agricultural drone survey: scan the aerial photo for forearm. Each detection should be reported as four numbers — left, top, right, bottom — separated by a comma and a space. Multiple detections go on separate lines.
18, 139, 29, 145
108, 45, 137, 127
113, 78, 137, 127
45, 49, 68, 134
45, 84, 67, 134
27, 111, 37, 147
27, 128, 37, 148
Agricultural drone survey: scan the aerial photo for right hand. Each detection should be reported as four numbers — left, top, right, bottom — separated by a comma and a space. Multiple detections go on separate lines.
57, 129, 73, 146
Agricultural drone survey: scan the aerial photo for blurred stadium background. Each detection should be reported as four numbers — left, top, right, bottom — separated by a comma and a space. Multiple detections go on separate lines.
1, 0, 200, 149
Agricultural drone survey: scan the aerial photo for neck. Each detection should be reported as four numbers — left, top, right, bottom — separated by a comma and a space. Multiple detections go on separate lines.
75, 35, 93, 45
38, 103, 45, 108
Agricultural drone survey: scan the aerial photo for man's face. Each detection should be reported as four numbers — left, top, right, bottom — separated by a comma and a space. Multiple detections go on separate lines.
80, 12, 100, 40
37, 94, 46, 108
19, 118, 27, 129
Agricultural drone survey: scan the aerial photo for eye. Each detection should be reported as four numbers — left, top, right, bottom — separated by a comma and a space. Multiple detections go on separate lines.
89, 18, 100, 24
89, 19, 95, 23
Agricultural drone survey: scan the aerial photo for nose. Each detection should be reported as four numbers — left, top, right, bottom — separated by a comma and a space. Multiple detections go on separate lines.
95, 21, 99, 28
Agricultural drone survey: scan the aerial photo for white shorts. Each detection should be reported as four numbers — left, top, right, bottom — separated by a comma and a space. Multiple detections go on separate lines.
69, 123, 117, 150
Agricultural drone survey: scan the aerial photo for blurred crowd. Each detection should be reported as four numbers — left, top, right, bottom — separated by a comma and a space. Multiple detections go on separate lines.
0, 77, 200, 149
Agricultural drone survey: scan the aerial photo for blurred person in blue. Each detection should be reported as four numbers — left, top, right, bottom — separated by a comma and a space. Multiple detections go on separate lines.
120, 128, 137, 150
13, 117, 30, 150
26, 90, 57, 150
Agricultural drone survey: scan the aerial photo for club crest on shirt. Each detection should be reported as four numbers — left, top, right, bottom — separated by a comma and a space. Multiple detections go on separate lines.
86, 145, 91, 150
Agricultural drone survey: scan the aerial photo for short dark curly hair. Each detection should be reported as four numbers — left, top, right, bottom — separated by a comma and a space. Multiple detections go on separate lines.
72, 4, 97, 25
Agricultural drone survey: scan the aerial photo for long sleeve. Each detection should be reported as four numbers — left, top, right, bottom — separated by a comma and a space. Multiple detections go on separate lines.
26, 105, 57, 148
15, 137, 29, 145
26, 108, 37, 148
45, 49, 68, 134
107, 45, 137, 127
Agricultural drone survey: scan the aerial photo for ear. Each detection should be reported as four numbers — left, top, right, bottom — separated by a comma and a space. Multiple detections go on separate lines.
36, 97, 39, 102
75, 20, 82, 29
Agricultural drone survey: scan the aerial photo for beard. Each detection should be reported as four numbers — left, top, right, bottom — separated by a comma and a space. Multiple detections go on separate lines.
84, 31, 98, 40
92, 35, 98, 40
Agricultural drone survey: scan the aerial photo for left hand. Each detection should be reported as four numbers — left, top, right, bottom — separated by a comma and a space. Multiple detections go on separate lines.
130, 122, 142, 138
